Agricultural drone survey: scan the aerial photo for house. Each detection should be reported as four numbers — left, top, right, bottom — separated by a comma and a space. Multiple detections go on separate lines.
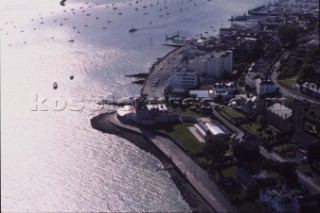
256, 80, 277, 96
213, 82, 236, 94
230, 95, 265, 116
266, 103, 292, 132
189, 89, 216, 99
125, 97, 179, 125
260, 186, 320, 213
245, 72, 263, 89
299, 82, 320, 99
237, 168, 276, 193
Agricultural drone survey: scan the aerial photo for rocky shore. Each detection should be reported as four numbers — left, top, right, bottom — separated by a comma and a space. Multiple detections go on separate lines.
91, 112, 215, 213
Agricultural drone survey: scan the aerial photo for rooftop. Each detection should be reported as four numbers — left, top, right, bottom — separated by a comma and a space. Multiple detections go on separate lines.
268, 103, 292, 119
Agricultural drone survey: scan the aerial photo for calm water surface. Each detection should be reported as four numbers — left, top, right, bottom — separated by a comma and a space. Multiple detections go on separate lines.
1, 0, 262, 211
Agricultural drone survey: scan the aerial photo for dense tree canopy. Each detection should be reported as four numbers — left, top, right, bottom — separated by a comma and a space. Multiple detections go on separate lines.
307, 141, 320, 166
277, 24, 299, 46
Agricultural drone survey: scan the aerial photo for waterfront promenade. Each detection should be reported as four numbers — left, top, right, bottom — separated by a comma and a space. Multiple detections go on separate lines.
103, 112, 237, 213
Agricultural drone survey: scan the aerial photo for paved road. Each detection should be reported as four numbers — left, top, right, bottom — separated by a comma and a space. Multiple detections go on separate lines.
211, 106, 320, 195
141, 46, 187, 99
271, 53, 320, 105
107, 113, 237, 213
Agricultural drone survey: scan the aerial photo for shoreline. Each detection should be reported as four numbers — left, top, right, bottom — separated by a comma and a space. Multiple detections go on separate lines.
91, 113, 216, 213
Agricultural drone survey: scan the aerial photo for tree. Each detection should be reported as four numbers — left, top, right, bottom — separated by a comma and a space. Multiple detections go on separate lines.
233, 142, 259, 162
206, 136, 228, 165
307, 141, 320, 167
257, 115, 267, 127
277, 24, 299, 46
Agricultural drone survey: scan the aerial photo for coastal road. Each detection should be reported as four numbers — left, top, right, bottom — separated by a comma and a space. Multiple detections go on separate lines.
141, 46, 187, 99
107, 113, 237, 213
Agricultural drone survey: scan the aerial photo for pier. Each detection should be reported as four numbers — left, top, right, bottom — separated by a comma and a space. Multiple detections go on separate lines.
165, 31, 180, 41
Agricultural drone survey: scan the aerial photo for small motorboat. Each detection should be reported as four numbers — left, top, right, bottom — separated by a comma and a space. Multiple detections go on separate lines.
53, 82, 58, 89
129, 28, 137, 33
70, 75, 74, 80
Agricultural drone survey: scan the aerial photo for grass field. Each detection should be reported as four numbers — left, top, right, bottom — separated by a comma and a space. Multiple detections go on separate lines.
158, 121, 205, 154
221, 106, 246, 120
278, 76, 298, 90
241, 122, 281, 145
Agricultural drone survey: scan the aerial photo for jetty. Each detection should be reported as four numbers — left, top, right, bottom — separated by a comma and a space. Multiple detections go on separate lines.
125, 73, 149, 78
165, 31, 180, 41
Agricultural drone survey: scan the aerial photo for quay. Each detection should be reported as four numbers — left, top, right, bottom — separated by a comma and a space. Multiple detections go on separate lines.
94, 112, 238, 213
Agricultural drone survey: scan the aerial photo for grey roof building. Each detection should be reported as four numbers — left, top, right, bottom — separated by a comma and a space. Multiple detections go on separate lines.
266, 103, 293, 132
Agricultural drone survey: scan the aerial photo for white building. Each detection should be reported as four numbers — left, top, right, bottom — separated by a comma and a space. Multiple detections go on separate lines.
245, 72, 263, 89
256, 80, 277, 96
189, 89, 216, 99
213, 82, 235, 94
194, 119, 228, 141
299, 82, 320, 99
167, 67, 198, 89
188, 51, 233, 78
119, 97, 179, 125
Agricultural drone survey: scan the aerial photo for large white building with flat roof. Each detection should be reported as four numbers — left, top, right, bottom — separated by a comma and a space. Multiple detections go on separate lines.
167, 67, 198, 89
188, 51, 233, 78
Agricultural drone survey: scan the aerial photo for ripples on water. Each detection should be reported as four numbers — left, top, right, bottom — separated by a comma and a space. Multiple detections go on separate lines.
1, 0, 262, 211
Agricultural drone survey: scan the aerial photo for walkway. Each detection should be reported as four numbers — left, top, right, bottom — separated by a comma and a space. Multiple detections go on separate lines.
106, 113, 237, 213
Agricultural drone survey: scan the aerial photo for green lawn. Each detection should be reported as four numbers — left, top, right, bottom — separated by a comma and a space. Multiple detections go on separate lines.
297, 164, 312, 175
158, 122, 205, 154
278, 76, 298, 90
273, 144, 298, 154
284, 96, 295, 107
221, 106, 246, 120
241, 123, 281, 145
171, 107, 200, 118
222, 165, 238, 178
